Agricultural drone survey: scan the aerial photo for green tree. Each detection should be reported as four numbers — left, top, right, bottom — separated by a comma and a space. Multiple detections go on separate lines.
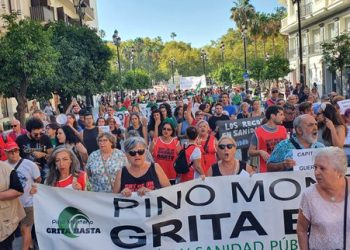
265, 55, 290, 83
230, 0, 256, 31
322, 33, 350, 95
47, 22, 112, 108
123, 69, 152, 90
0, 14, 59, 125
170, 32, 177, 40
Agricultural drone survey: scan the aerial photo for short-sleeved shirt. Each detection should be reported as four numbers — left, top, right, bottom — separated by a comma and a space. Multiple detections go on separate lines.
223, 105, 237, 116
300, 184, 350, 249
6, 159, 40, 207
16, 134, 53, 168
267, 134, 325, 167
86, 149, 128, 192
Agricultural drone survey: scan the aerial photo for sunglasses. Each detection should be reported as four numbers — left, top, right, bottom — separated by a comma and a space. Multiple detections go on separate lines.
6, 149, 19, 154
128, 149, 146, 157
32, 132, 43, 137
218, 144, 236, 150
272, 90, 279, 94
162, 127, 172, 131
11, 125, 17, 128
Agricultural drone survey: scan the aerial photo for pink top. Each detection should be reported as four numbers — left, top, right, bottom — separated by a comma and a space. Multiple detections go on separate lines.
300, 184, 350, 250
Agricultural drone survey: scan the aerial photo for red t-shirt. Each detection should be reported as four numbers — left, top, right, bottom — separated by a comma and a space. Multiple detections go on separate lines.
55, 171, 87, 190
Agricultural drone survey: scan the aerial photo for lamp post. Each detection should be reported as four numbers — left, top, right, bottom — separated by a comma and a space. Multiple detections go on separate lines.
73, 0, 92, 112
130, 46, 135, 71
113, 30, 122, 99
241, 25, 249, 92
169, 58, 176, 85
220, 41, 225, 65
292, 0, 304, 87
200, 49, 207, 76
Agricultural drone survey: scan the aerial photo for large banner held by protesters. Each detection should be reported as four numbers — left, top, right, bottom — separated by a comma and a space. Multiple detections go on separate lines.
34, 172, 316, 250
179, 75, 206, 91
216, 116, 264, 149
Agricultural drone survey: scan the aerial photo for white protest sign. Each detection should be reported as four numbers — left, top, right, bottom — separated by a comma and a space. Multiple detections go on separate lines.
179, 75, 206, 90
99, 126, 110, 133
337, 99, 350, 114
34, 172, 316, 250
292, 148, 323, 171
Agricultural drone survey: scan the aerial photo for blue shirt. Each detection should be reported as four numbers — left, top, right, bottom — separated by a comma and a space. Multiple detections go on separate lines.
223, 105, 237, 116
267, 134, 325, 164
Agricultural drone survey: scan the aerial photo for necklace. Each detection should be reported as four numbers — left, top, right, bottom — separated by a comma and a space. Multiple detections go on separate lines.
330, 196, 336, 202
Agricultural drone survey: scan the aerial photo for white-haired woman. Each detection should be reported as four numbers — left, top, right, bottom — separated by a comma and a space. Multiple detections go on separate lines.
207, 136, 254, 177
113, 137, 170, 197
297, 147, 349, 250
196, 120, 217, 175
45, 147, 87, 190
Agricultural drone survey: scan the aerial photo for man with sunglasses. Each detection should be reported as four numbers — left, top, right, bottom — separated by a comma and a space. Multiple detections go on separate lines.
265, 87, 280, 108
7, 118, 27, 141
16, 118, 53, 180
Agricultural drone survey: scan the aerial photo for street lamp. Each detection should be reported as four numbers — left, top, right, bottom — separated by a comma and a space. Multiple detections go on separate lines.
220, 41, 225, 65
292, 0, 304, 87
130, 46, 135, 71
169, 58, 176, 85
73, 0, 92, 111
200, 49, 207, 76
73, 0, 86, 26
241, 24, 249, 92
112, 30, 122, 81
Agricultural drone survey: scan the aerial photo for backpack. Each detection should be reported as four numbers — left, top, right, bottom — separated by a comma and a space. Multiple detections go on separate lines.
174, 144, 195, 174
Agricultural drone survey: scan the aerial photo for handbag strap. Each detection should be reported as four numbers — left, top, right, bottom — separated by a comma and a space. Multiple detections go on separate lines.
100, 151, 114, 190
344, 177, 348, 250
14, 158, 24, 171
289, 137, 302, 150
203, 135, 211, 154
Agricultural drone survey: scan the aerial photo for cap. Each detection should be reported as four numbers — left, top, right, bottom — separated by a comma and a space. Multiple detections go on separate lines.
4, 141, 19, 151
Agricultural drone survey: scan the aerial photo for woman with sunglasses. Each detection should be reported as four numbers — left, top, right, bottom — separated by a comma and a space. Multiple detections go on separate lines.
113, 137, 170, 197
150, 121, 181, 184
207, 136, 254, 177
86, 132, 128, 192
196, 120, 217, 175
317, 103, 347, 148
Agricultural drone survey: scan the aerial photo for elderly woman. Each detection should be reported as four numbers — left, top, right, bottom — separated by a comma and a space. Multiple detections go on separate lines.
113, 137, 170, 196
207, 136, 254, 176
45, 147, 87, 190
86, 132, 128, 192
237, 102, 250, 119
196, 120, 217, 174
150, 121, 181, 183
297, 147, 349, 250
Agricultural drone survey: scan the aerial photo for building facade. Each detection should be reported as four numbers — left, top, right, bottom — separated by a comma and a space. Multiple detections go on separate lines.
280, 0, 350, 96
0, 0, 98, 126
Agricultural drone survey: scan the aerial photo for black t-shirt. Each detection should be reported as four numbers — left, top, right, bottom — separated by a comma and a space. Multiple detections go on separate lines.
16, 134, 52, 168
283, 121, 294, 134
9, 170, 24, 193
208, 114, 230, 131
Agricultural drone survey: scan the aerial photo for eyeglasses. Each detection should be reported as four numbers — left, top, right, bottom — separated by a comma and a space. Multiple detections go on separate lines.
128, 149, 145, 156
162, 127, 172, 131
11, 125, 17, 128
98, 139, 110, 143
272, 90, 279, 94
6, 149, 19, 154
218, 144, 236, 150
32, 132, 43, 137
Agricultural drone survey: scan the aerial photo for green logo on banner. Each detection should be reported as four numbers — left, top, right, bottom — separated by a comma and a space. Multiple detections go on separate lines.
58, 207, 90, 238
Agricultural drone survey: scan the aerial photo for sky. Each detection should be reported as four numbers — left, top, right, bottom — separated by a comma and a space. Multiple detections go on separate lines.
96, 0, 283, 48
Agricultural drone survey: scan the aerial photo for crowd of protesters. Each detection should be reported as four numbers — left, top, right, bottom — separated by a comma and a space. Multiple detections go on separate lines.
1, 82, 350, 250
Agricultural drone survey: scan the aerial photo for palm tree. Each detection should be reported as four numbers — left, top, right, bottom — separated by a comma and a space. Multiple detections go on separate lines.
230, 0, 255, 31
250, 12, 262, 59
170, 32, 177, 40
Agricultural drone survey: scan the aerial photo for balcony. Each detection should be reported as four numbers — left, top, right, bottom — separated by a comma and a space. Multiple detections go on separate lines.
300, 2, 313, 18
30, 6, 54, 22
83, 5, 94, 21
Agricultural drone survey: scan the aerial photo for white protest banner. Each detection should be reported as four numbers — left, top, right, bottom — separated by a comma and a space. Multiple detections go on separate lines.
337, 99, 350, 114
179, 75, 206, 91
98, 126, 110, 133
34, 172, 316, 250
139, 104, 151, 119
292, 148, 323, 171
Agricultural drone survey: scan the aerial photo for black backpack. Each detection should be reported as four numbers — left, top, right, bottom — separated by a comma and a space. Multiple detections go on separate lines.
174, 144, 195, 174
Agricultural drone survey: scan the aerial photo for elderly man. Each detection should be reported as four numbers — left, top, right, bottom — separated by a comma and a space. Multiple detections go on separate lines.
7, 118, 26, 141
0, 161, 25, 250
286, 94, 299, 106
267, 114, 325, 171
